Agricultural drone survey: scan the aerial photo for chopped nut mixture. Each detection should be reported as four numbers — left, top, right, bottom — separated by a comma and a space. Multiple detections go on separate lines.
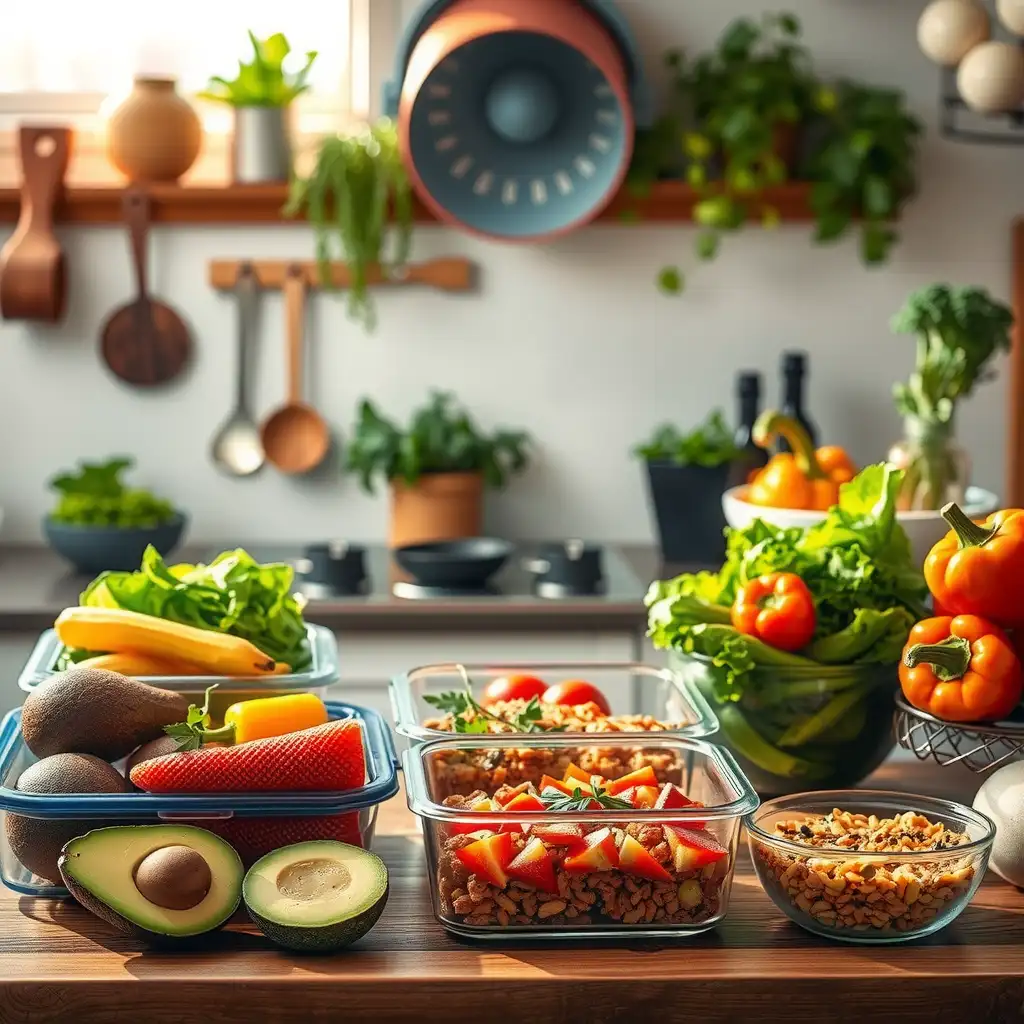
434, 785, 731, 930
752, 807, 979, 936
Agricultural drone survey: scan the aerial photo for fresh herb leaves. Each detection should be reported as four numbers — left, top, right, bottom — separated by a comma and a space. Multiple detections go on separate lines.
163, 685, 218, 752
540, 780, 633, 812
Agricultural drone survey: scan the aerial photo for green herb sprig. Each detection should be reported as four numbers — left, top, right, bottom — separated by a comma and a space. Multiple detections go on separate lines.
163, 685, 218, 751
540, 779, 633, 812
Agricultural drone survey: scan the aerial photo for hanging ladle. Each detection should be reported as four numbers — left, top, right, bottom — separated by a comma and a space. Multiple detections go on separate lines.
260, 265, 330, 474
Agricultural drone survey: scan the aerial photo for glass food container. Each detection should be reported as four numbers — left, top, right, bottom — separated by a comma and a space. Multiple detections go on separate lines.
0, 701, 399, 897
390, 661, 720, 751
404, 732, 758, 939
671, 651, 897, 797
745, 790, 994, 943
18, 624, 340, 716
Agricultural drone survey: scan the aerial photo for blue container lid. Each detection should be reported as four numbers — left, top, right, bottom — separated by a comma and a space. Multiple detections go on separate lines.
18, 623, 341, 695
0, 701, 399, 818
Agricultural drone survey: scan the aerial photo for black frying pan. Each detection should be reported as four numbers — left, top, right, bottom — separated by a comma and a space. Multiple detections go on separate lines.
393, 537, 514, 590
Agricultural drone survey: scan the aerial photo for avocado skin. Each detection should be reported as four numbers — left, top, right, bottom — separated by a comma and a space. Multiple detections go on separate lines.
22, 668, 191, 762
246, 883, 389, 954
5, 753, 129, 884
58, 858, 242, 945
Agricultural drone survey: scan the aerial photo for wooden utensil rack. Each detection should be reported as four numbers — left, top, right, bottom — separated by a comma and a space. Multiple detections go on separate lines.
208, 257, 476, 293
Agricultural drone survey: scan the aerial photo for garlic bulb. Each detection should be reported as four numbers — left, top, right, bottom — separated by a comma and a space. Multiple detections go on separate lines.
918, 0, 991, 66
957, 40, 1024, 112
998, 0, 1024, 36
974, 763, 1024, 887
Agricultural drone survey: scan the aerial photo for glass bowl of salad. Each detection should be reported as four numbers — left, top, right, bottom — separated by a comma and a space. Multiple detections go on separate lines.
671, 652, 898, 797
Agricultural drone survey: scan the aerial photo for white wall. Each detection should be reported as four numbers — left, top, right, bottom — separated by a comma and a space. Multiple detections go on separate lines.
0, 0, 1018, 545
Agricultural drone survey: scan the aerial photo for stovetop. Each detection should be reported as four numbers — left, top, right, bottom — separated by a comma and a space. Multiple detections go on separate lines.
202, 543, 648, 604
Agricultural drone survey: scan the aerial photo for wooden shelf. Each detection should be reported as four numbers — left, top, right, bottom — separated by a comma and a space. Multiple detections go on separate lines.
0, 180, 818, 227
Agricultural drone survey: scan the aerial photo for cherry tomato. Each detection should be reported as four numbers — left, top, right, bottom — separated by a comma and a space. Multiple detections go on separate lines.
542, 679, 611, 716
483, 674, 548, 705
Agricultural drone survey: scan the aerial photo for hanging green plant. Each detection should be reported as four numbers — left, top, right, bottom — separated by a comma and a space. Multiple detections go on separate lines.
284, 119, 413, 331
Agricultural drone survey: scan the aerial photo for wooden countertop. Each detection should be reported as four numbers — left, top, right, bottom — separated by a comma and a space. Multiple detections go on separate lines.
0, 758, 1022, 1023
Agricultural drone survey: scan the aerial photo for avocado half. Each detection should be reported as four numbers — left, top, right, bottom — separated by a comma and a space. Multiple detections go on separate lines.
58, 825, 243, 941
242, 841, 388, 953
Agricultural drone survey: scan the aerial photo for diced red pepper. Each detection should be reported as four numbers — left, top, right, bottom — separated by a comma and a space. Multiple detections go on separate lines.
447, 797, 502, 835
562, 827, 619, 873
653, 784, 695, 810
539, 775, 573, 797
562, 763, 593, 785
498, 791, 547, 834
619, 784, 661, 809
664, 826, 728, 873
494, 782, 533, 806
618, 834, 673, 882
507, 837, 558, 894
455, 832, 515, 887
604, 766, 659, 796
526, 822, 587, 852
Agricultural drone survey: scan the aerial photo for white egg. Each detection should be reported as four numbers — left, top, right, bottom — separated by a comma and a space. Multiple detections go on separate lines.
974, 762, 1024, 887
998, 0, 1024, 36
957, 40, 1024, 113
918, 0, 991, 66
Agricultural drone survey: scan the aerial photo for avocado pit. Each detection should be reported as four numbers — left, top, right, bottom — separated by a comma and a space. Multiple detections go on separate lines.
134, 845, 212, 911
275, 858, 352, 902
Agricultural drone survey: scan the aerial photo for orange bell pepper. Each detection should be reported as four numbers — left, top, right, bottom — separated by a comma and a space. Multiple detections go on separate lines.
745, 412, 855, 511
899, 614, 1022, 723
924, 503, 1024, 628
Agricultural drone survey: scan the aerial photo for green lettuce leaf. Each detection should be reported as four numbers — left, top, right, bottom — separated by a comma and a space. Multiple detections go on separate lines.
80, 546, 310, 669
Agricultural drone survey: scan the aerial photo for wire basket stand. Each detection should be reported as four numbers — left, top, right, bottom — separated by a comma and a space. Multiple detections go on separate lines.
894, 696, 1024, 773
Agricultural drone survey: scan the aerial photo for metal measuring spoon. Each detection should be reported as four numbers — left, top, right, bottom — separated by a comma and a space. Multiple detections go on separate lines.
210, 264, 265, 476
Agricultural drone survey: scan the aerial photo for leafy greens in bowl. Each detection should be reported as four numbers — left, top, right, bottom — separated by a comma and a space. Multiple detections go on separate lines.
647, 464, 928, 795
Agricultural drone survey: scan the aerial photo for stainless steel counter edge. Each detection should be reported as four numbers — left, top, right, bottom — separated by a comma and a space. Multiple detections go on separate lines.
0, 545, 685, 633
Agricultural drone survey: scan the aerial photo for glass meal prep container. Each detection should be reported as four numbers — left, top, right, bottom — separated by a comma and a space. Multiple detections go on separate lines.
18, 624, 340, 715
745, 791, 994, 944
404, 732, 758, 939
0, 700, 398, 898
390, 661, 720, 754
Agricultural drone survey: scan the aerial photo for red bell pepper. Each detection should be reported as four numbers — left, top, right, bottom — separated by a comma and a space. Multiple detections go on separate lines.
507, 837, 558, 893
730, 572, 816, 652
618, 835, 673, 882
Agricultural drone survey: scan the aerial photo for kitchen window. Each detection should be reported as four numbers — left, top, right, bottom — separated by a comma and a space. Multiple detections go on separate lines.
0, 0, 402, 186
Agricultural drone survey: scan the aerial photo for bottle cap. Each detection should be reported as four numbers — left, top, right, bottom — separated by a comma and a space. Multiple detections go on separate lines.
782, 351, 807, 375
737, 372, 761, 396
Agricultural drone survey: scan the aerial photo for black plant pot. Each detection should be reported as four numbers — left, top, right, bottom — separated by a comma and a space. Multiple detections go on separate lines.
43, 512, 188, 575
645, 462, 729, 565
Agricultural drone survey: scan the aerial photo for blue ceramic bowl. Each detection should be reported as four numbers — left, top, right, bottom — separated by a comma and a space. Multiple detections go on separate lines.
43, 511, 187, 574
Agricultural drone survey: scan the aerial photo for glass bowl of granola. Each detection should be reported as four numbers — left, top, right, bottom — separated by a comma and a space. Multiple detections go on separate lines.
404, 732, 758, 938
745, 790, 995, 943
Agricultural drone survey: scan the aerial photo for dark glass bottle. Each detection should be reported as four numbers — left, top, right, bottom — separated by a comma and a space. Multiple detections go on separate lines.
729, 371, 769, 487
778, 351, 818, 453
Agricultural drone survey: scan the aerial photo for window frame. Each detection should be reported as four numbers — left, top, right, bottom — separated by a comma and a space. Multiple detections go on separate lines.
0, 0, 402, 182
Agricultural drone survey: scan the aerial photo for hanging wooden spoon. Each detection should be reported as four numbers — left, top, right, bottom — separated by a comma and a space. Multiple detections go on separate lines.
260, 265, 330, 474
0, 125, 71, 322
100, 187, 192, 387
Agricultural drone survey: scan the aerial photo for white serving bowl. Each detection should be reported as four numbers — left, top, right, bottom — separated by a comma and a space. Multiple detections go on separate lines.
722, 485, 1000, 568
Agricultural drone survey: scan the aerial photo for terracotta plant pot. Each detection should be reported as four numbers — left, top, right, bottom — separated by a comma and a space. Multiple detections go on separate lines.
105, 77, 202, 183
388, 472, 484, 549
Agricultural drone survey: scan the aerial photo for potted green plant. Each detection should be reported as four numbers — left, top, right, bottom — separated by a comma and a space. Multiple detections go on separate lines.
199, 31, 317, 184
43, 458, 185, 574
345, 392, 530, 548
887, 284, 1013, 510
285, 120, 412, 331
635, 410, 741, 564
672, 12, 815, 264
807, 81, 922, 266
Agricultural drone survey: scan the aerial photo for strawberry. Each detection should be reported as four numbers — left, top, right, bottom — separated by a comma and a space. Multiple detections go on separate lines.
455, 832, 515, 887
209, 813, 363, 866
664, 826, 728, 873
526, 822, 587, 852
507, 837, 558, 893
129, 719, 365, 793
618, 835, 673, 882
563, 827, 619, 873
604, 766, 659, 797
